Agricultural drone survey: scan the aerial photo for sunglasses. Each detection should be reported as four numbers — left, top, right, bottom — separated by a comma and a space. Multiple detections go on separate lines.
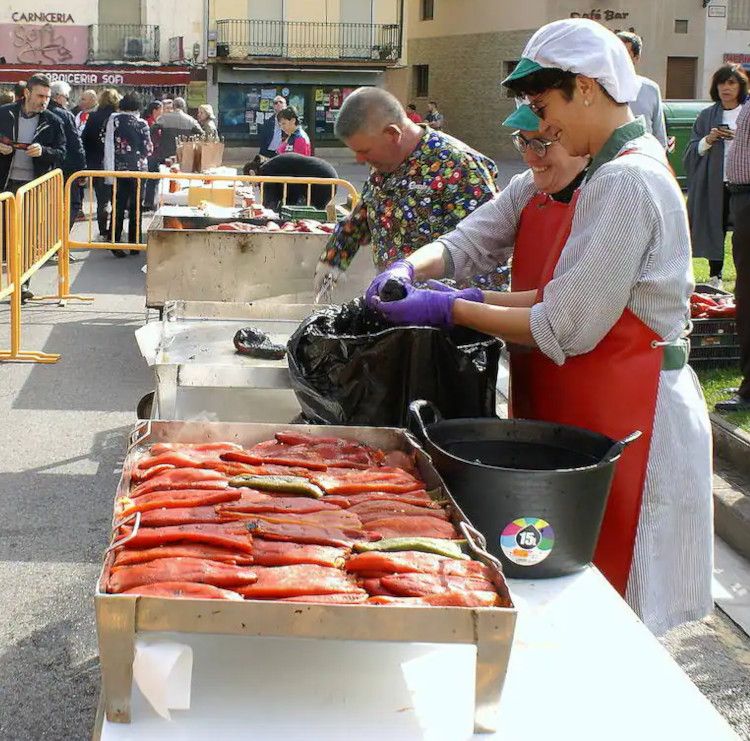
511, 131, 554, 158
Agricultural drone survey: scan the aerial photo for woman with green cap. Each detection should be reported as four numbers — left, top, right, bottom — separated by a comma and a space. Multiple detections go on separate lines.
365, 18, 712, 636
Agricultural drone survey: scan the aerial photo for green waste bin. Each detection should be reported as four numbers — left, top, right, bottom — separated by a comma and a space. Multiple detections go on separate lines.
664, 99, 712, 189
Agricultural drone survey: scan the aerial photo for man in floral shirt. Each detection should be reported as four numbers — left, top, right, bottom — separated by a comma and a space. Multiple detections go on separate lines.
313, 87, 505, 294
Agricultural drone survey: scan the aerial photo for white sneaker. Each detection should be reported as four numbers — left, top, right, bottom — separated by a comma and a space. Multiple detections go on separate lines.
707, 276, 723, 289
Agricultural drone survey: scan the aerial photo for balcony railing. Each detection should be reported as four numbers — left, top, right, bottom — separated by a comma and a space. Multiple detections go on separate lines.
88, 24, 160, 62
215, 20, 401, 62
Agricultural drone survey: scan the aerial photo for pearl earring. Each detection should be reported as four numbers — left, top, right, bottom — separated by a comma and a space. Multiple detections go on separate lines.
584, 100, 591, 107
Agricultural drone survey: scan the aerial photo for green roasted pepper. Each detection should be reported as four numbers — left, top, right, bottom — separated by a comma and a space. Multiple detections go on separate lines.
229, 474, 325, 499
354, 537, 469, 560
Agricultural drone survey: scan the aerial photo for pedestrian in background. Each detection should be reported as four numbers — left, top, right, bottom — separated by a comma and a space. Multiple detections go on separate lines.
142, 100, 163, 211
81, 88, 121, 241
685, 63, 748, 288
259, 95, 287, 159
197, 104, 219, 141
13, 81, 26, 103
425, 100, 444, 130
0, 73, 66, 301
49, 80, 86, 226
150, 96, 201, 164
104, 93, 152, 255
716, 101, 750, 412
405, 103, 422, 123
275, 107, 311, 156
617, 31, 667, 148
74, 89, 97, 135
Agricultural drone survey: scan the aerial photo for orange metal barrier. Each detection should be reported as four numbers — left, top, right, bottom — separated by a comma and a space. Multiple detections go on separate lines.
0, 170, 65, 362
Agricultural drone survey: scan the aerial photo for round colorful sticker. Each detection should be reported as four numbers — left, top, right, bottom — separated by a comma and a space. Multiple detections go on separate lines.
500, 517, 555, 566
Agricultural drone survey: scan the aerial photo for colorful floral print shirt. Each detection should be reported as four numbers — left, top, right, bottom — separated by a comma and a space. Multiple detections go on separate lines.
321, 128, 509, 289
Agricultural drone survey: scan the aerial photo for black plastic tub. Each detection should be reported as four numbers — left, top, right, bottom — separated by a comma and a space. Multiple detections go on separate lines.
408, 400, 640, 579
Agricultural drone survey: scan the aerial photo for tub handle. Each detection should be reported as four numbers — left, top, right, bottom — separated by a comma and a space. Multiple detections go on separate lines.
407, 399, 443, 443
601, 430, 642, 465
460, 521, 505, 573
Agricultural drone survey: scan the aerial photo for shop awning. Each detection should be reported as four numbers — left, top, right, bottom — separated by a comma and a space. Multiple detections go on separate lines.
0, 64, 192, 86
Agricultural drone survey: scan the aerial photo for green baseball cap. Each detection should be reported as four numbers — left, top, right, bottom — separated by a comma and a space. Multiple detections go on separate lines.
502, 57, 544, 85
502, 104, 541, 131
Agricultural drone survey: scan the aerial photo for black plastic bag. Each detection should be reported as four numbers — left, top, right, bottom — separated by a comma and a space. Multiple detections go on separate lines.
287, 299, 502, 426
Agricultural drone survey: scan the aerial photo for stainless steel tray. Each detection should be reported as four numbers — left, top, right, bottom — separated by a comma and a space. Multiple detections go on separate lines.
136, 301, 315, 422
96, 420, 517, 733
145, 224, 375, 307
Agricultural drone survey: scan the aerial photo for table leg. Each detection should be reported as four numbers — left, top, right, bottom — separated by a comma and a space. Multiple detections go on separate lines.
96, 596, 137, 723
473, 610, 517, 733
155, 366, 178, 420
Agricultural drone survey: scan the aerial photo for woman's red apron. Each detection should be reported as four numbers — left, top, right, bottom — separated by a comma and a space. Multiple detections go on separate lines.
509, 187, 663, 595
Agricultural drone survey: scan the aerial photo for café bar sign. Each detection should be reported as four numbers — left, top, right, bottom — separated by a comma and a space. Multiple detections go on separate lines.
11, 12, 75, 23
570, 8, 631, 21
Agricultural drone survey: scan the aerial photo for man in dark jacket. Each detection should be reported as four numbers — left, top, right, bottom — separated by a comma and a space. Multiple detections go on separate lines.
150, 97, 201, 163
258, 95, 286, 158
0, 73, 66, 301
49, 80, 86, 225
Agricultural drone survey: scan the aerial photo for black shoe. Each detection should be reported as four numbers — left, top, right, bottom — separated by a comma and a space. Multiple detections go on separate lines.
715, 395, 750, 412
21, 288, 33, 304
129, 249, 139, 255
111, 249, 127, 258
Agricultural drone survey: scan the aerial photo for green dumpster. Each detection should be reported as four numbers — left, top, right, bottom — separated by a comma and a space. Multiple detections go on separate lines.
664, 99, 712, 189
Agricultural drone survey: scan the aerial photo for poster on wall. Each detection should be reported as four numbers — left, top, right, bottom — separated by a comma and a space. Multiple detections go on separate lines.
248, 123, 257, 134
245, 110, 255, 123
246, 92, 260, 108
261, 88, 276, 99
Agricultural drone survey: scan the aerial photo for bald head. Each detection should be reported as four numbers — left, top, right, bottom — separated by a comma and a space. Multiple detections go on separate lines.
334, 87, 408, 140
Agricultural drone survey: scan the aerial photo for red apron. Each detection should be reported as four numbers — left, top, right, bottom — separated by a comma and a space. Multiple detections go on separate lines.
509, 187, 663, 595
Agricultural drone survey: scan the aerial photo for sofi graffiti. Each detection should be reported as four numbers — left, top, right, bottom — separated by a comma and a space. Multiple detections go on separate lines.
0, 22, 89, 64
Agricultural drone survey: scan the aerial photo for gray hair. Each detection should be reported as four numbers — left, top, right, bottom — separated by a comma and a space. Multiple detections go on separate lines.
616, 31, 642, 57
173, 97, 187, 111
50, 80, 71, 98
334, 87, 407, 140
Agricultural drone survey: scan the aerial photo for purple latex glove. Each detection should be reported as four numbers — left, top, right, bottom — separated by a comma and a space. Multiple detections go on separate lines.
373, 281, 484, 327
364, 259, 415, 309
424, 279, 484, 303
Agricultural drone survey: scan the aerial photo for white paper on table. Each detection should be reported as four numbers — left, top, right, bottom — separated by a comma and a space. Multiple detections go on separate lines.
132, 638, 193, 720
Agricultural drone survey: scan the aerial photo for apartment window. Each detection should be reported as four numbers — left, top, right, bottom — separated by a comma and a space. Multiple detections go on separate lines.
728, 0, 750, 30
674, 19, 688, 34
504, 61, 518, 98
415, 65, 429, 97
421, 0, 434, 21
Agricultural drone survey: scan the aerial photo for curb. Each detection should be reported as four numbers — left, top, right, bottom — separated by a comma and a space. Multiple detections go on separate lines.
711, 413, 750, 562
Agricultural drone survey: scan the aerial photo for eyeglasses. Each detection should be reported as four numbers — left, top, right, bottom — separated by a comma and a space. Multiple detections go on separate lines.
511, 131, 554, 158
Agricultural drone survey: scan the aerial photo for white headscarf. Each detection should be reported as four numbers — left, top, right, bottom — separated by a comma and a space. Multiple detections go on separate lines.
510, 18, 641, 104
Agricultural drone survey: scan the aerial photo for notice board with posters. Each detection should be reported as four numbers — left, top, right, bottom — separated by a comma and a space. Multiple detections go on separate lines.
314, 86, 355, 142
218, 84, 306, 137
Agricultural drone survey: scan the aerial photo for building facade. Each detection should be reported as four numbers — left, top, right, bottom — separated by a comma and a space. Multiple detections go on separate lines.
207, 0, 405, 148
0, 0, 207, 105
403, 0, 750, 161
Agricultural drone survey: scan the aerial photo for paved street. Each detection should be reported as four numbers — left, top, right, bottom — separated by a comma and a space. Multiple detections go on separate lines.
0, 162, 747, 739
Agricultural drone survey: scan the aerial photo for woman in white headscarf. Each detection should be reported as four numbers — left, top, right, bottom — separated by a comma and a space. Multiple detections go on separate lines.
366, 18, 712, 636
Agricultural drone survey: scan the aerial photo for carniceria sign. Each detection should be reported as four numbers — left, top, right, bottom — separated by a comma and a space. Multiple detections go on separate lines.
11, 12, 75, 23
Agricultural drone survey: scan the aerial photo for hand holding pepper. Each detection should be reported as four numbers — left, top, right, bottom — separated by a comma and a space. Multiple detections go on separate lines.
372, 280, 484, 326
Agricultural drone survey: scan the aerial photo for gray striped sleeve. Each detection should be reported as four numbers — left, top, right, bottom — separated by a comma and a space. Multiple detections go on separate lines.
440, 170, 537, 281
530, 168, 660, 365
